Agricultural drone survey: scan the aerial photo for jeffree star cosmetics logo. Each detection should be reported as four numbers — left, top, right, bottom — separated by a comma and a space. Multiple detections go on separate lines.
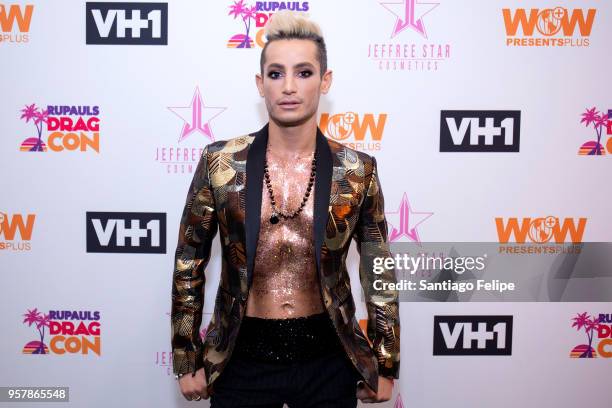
386, 193, 433, 243
394, 393, 405, 408
156, 86, 226, 175
380, 0, 439, 39
367, 0, 451, 72
167, 87, 226, 143
156, 311, 211, 375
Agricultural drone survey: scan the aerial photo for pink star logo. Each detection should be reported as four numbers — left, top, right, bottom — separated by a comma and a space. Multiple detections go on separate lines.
380, 0, 439, 39
386, 192, 433, 243
394, 393, 405, 408
168, 87, 226, 143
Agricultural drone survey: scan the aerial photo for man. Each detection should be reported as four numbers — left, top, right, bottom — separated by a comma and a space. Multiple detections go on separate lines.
171, 11, 400, 407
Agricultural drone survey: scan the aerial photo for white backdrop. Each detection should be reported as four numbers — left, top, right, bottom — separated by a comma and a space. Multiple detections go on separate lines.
1, 0, 611, 407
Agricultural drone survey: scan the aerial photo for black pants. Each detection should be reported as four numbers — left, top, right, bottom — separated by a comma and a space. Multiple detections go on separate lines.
210, 313, 362, 407
210, 349, 361, 407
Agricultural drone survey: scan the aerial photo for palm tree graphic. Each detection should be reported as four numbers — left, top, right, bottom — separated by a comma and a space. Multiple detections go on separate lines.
571, 312, 600, 358
228, 0, 257, 48
20, 103, 49, 152
579, 107, 609, 155
22, 308, 51, 354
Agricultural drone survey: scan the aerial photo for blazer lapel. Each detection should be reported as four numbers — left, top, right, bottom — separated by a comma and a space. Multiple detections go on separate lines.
245, 123, 268, 288
313, 127, 333, 276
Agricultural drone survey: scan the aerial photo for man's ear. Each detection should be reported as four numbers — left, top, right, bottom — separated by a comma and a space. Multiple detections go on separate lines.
321, 69, 333, 95
255, 73, 264, 97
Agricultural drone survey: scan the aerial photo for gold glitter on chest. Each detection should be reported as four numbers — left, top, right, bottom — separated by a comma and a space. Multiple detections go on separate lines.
248, 148, 325, 318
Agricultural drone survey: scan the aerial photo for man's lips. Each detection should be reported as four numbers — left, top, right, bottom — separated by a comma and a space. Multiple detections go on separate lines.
278, 100, 301, 110
278, 100, 301, 106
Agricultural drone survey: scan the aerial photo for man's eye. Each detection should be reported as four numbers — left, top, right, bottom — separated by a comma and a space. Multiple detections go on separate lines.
268, 71, 282, 79
299, 70, 313, 78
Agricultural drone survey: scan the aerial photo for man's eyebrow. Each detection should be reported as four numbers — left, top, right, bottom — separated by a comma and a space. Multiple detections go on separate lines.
266, 62, 316, 70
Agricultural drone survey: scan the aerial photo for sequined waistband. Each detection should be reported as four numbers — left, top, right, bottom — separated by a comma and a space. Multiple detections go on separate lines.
232, 312, 344, 364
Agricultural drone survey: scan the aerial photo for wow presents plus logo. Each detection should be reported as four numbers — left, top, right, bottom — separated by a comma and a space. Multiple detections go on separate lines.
156, 86, 226, 175
367, 0, 452, 72
19, 104, 101, 153
226, 1, 309, 49
578, 107, 611, 156
496, 216, 586, 254
319, 112, 387, 152
22, 308, 101, 356
0, 212, 35, 251
570, 313, 612, 358
503, 7, 596, 47
0, 3, 33, 44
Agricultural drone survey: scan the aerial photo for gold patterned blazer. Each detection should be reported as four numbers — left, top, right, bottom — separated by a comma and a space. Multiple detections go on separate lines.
171, 123, 400, 394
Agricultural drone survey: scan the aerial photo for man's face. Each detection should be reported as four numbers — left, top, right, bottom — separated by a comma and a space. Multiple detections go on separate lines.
256, 39, 332, 127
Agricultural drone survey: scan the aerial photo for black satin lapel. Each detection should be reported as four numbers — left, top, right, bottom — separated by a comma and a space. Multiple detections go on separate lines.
313, 127, 333, 274
245, 123, 268, 288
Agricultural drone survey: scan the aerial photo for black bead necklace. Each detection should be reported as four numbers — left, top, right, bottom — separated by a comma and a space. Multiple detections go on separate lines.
263, 149, 316, 224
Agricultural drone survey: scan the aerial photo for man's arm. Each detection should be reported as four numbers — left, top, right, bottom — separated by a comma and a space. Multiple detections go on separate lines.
171, 144, 218, 377
353, 155, 400, 379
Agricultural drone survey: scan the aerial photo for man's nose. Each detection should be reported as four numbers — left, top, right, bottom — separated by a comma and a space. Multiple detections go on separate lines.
282, 74, 297, 94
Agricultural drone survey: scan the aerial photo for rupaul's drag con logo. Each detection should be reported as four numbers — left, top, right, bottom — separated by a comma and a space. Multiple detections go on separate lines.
570, 313, 612, 358
18, 104, 101, 153
226, 1, 310, 49
21, 308, 102, 356
577, 107, 611, 156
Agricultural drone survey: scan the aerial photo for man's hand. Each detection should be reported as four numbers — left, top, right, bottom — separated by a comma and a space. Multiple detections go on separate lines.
178, 367, 209, 401
356, 376, 394, 403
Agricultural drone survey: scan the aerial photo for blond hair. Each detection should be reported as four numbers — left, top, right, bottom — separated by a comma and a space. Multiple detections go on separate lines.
260, 10, 327, 76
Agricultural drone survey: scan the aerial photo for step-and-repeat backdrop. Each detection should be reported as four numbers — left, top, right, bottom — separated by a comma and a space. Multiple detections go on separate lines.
1, 0, 610, 407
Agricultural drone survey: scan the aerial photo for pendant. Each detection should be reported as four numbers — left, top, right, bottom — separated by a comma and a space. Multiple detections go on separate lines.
269, 214, 279, 224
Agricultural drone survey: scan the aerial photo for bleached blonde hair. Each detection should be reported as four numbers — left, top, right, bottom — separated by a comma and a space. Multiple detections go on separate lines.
260, 10, 328, 77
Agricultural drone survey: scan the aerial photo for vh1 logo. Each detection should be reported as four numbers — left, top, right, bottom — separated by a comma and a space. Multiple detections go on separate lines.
86, 212, 166, 253
86, 2, 168, 45
433, 315, 513, 356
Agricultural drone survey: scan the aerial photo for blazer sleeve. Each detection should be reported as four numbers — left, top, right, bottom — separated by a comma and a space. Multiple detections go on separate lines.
352, 155, 401, 379
171, 144, 219, 376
